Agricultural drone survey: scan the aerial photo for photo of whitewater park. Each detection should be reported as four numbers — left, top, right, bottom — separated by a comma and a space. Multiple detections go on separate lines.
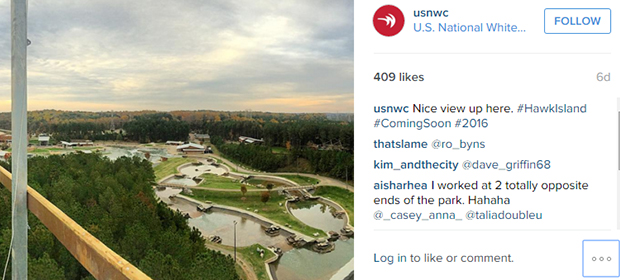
0, 1, 354, 280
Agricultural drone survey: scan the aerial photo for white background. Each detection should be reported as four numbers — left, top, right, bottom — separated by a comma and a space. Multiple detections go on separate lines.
354, 1, 618, 279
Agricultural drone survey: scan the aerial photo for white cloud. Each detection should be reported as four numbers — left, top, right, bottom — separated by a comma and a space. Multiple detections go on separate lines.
0, 0, 353, 113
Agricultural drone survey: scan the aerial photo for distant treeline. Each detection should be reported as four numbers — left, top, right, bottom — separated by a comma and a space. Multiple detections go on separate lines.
0, 153, 240, 280
206, 119, 353, 151
50, 122, 122, 142
124, 113, 190, 143
0, 110, 352, 145
212, 137, 353, 181
0, 109, 354, 179
0, 109, 350, 134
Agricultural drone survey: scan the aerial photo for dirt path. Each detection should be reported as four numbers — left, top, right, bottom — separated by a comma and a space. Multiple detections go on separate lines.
205, 243, 258, 280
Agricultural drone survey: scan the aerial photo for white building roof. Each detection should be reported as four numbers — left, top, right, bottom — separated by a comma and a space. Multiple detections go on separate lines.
239, 136, 264, 143
176, 143, 204, 150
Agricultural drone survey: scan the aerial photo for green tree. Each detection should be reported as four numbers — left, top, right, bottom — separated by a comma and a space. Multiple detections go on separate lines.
29, 253, 65, 280
0, 153, 240, 280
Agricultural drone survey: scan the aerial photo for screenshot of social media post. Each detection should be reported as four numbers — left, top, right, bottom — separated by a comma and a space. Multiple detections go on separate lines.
355, 1, 617, 279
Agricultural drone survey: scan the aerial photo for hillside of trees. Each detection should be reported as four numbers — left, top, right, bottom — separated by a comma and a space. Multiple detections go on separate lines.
0, 109, 353, 180
0, 109, 351, 144
212, 137, 353, 181
49, 122, 122, 142
123, 113, 190, 143
206, 119, 353, 151
205, 117, 353, 181
0, 153, 239, 280
0, 110, 351, 135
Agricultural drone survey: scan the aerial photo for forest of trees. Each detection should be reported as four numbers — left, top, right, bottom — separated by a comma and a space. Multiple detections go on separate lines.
0, 110, 350, 135
123, 113, 190, 143
0, 153, 239, 280
50, 122, 122, 142
214, 140, 287, 172
206, 119, 353, 151
0, 109, 353, 180
0, 110, 351, 145
212, 137, 353, 181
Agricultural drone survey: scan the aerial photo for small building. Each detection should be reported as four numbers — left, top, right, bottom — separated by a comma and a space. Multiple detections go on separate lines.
166, 141, 184, 145
60, 141, 76, 148
73, 140, 94, 147
192, 134, 210, 144
60, 140, 94, 148
239, 136, 264, 144
176, 143, 205, 154
38, 134, 50, 146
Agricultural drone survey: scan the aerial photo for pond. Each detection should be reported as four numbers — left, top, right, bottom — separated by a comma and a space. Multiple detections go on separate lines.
155, 187, 354, 280
155, 187, 288, 248
288, 201, 347, 233
102, 146, 175, 164
178, 162, 228, 177
160, 160, 229, 186
272, 238, 354, 280
189, 211, 290, 248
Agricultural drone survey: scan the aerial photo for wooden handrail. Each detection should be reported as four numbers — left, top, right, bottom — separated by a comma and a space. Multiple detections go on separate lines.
0, 166, 152, 280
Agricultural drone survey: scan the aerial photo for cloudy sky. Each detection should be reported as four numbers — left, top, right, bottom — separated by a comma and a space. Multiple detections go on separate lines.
0, 0, 353, 113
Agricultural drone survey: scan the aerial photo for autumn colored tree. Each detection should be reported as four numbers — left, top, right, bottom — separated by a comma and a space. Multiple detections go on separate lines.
260, 191, 270, 204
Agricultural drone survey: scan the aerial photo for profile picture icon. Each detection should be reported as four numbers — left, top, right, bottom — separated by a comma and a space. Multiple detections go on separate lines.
373, 5, 405, 36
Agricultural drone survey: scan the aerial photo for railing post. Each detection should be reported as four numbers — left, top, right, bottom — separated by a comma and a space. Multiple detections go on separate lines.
11, 0, 28, 278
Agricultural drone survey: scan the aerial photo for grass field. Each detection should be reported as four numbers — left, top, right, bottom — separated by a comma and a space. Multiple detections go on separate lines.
153, 157, 194, 181
219, 161, 252, 175
278, 174, 319, 185
30, 147, 65, 154
198, 173, 257, 190
238, 244, 276, 280
270, 147, 289, 154
188, 189, 326, 237
245, 178, 287, 188
314, 186, 354, 226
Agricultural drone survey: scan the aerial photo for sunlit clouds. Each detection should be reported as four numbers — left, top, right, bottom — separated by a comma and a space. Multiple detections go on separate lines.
0, 0, 353, 113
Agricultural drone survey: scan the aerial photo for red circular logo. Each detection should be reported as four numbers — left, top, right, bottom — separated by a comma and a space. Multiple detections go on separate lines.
373, 5, 405, 37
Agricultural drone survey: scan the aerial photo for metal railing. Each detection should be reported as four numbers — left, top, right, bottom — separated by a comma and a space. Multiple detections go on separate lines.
0, 166, 151, 280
